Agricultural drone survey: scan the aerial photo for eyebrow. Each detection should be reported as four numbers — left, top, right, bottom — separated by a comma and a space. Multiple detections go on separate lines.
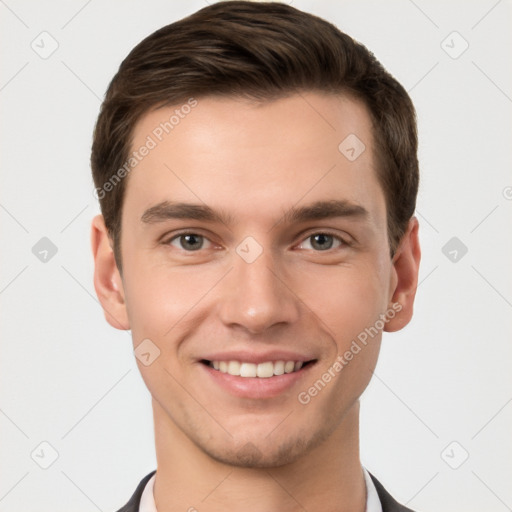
140, 199, 368, 227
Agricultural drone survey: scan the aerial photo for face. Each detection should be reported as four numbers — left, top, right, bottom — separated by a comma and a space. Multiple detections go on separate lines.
93, 92, 419, 468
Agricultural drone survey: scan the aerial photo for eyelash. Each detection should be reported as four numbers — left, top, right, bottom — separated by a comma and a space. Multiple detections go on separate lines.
162, 230, 351, 253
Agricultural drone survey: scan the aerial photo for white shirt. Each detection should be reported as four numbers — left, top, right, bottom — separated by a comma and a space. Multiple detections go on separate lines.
139, 467, 382, 512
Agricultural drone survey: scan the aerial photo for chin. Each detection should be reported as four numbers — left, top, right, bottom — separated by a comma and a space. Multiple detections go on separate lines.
199, 428, 330, 469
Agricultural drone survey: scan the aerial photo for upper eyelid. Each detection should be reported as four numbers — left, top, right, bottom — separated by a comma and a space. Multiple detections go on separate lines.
295, 228, 351, 242
161, 228, 214, 242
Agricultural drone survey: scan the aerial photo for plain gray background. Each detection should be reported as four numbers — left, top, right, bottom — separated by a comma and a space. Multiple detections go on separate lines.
1, 1, 511, 511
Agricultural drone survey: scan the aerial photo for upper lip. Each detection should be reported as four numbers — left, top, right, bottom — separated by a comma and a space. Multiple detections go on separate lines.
200, 350, 316, 365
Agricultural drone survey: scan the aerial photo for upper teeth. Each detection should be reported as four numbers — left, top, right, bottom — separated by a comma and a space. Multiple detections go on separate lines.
211, 360, 303, 378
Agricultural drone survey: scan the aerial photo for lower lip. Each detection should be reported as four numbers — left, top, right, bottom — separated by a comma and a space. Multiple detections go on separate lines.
201, 363, 314, 399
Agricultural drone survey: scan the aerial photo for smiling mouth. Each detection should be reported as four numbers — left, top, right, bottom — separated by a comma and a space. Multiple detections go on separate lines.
201, 359, 316, 378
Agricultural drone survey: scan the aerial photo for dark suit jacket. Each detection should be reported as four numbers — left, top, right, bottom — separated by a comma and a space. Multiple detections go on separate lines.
116, 470, 415, 511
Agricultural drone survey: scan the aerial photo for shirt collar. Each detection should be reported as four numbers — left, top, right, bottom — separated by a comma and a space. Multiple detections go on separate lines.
363, 467, 383, 512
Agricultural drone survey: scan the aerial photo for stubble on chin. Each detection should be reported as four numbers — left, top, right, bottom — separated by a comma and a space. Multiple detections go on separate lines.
195, 426, 333, 469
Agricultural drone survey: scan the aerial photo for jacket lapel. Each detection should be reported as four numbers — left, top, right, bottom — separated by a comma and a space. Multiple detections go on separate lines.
369, 472, 415, 512
115, 470, 156, 512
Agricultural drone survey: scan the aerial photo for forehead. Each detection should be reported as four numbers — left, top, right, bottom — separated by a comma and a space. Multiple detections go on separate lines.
123, 92, 385, 230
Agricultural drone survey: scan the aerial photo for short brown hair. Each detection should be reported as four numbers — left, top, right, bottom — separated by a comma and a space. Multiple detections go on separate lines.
91, 1, 419, 271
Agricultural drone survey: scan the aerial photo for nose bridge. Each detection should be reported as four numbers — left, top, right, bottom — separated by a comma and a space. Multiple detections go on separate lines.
218, 242, 299, 333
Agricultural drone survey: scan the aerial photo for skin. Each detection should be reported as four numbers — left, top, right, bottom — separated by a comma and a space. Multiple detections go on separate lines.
91, 92, 420, 512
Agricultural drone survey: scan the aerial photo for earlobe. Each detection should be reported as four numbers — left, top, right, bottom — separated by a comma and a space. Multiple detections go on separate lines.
384, 217, 421, 333
90, 214, 130, 330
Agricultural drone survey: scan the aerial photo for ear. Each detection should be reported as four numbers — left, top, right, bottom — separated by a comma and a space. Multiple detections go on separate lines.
384, 216, 421, 332
91, 214, 130, 330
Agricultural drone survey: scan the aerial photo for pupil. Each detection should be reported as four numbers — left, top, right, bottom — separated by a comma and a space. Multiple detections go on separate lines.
312, 234, 332, 250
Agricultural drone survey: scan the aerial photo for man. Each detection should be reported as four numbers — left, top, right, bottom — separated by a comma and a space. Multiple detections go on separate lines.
91, 2, 421, 511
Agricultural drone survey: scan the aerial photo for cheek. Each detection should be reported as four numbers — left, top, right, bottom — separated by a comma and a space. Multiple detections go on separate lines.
311, 273, 385, 391
121, 265, 204, 396
122, 258, 223, 347
122, 261, 183, 340
300, 259, 390, 394
303, 261, 390, 340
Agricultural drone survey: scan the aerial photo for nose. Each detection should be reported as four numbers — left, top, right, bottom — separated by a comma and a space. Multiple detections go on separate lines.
217, 247, 300, 335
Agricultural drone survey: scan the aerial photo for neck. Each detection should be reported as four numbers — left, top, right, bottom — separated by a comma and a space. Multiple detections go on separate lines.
152, 399, 365, 512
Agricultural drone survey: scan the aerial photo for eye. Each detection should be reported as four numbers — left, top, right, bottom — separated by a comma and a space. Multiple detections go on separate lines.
167, 233, 213, 251
297, 232, 346, 251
